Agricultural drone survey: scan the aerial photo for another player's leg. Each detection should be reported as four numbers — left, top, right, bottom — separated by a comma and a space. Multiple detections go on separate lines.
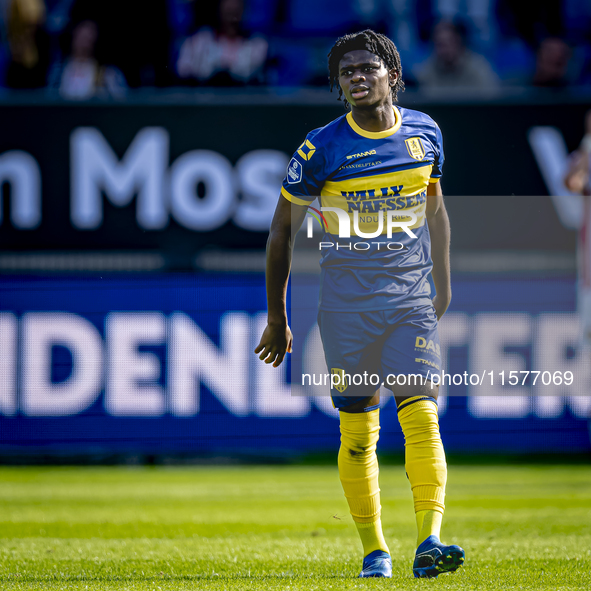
339, 396, 391, 578
395, 385, 464, 578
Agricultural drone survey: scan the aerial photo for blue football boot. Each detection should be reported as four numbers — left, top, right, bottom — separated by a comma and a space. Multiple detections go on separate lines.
413, 535, 465, 578
358, 550, 392, 578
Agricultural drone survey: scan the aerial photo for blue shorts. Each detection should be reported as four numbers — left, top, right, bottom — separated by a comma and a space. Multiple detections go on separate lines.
317, 305, 441, 411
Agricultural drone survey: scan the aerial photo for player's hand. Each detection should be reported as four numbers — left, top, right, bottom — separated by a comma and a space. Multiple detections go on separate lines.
254, 322, 293, 367
433, 292, 451, 320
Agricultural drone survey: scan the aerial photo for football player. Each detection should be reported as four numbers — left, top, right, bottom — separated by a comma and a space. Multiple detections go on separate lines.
256, 30, 464, 579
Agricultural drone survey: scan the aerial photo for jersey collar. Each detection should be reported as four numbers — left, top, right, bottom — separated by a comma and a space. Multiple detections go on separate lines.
346, 106, 402, 139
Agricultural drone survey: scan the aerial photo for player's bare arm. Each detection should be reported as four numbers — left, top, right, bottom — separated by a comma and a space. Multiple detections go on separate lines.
564, 151, 590, 195
564, 109, 591, 195
254, 196, 307, 367
426, 180, 451, 320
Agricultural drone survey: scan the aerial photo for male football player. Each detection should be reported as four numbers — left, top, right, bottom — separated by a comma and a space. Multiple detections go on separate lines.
255, 29, 464, 579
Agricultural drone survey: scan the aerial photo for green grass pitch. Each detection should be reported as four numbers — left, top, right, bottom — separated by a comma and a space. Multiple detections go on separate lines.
0, 463, 590, 590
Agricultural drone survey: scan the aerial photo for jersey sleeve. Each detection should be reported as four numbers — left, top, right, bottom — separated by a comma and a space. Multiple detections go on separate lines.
429, 123, 444, 183
280, 133, 325, 205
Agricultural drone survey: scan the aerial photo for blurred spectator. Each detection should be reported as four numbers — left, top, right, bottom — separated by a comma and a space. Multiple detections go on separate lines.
176, 0, 268, 86
434, 0, 494, 48
414, 20, 499, 91
68, 0, 170, 87
5, 0, 50, 88
532, 37, 571, 88
48, 19, 126, 98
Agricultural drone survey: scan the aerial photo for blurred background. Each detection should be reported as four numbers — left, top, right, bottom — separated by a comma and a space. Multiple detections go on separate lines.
1, 0, 590, 94
0, 0, 590, 462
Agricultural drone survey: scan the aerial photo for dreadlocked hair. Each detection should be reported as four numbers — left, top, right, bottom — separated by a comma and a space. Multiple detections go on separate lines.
328, 29, 405, 109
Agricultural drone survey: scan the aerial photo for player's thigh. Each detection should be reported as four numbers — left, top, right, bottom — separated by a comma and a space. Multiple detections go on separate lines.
380, 304, 442, 397
318, 310, 384, 412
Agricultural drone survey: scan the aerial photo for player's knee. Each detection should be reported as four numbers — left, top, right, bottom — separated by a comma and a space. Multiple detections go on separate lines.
339, 409, 380, 461
344, 442, 375, 464
340, 428, 378, 458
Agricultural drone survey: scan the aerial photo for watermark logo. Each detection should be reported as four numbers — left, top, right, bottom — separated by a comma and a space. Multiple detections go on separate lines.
306, 206, 418, 239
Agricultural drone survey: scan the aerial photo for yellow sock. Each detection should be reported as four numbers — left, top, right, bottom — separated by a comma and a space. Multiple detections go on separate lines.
355, 518, 388, 556
339, 409, 389, 557
397, 396, 447, 547
416, 509, 443, 546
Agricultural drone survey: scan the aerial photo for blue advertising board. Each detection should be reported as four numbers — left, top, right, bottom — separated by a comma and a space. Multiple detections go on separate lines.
0, 272, 589, 456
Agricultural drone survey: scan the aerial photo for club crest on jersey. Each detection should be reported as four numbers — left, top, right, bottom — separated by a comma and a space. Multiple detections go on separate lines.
331, 368, 348, 393
287, 158, 302, 184
405, 137, 426, 161
297, 139, 316, 161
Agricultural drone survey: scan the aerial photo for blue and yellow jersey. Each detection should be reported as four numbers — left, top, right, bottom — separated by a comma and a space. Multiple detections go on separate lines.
281, 105, 444, 311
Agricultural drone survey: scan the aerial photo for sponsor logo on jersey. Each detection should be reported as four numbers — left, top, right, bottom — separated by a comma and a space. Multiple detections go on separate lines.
342, 160, 382, 170
297, 139, 316, 161
405, 137, 426, 161
287, 158, 302, 184
415, 358, 440, 370
340, 190, 428, 214
331, 368, 348, 393
415, 336, 441, 356
346, 149, 377, 160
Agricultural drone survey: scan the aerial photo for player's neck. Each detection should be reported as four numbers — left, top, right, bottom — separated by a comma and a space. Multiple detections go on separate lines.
350, 102, 396, 133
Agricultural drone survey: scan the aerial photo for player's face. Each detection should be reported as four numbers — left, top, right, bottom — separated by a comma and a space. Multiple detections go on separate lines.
338, 50, 397, 109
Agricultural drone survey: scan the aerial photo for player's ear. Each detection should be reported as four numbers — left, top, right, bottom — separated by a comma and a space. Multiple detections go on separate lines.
389, 69, 398, 87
